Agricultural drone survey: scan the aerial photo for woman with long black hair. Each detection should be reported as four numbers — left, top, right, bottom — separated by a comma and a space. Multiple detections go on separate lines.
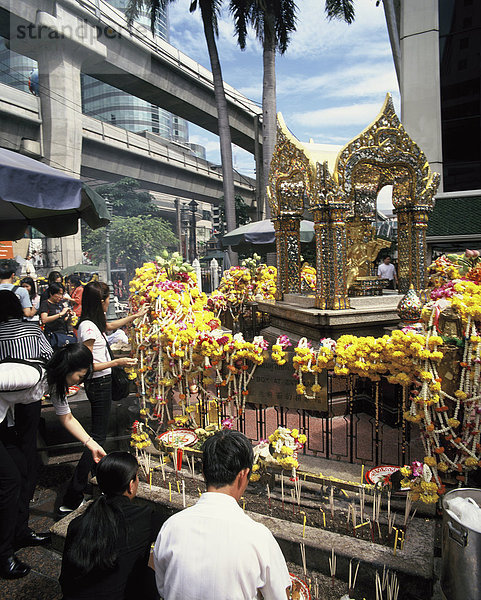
60, 281, 147, 512
0, 335, 105, 580
60, 452, 159, 600
20, 276, 40, 322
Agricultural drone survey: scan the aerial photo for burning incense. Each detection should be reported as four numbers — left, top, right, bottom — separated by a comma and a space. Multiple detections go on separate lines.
387, 489, 392, 522
387, 571, 400, 600
267, 484, 271, 508
300, 542, 307, 577
359, 486, 365, 522
388, 512, 396, 536
348, 559, 360, 595
403, 494, 413, 529
375, 571, 383, 600
160, 453, 166, 481
329, 548, 336, 587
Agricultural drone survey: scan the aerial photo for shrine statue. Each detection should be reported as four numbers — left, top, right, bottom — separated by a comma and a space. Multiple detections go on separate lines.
346, 222, 391, 290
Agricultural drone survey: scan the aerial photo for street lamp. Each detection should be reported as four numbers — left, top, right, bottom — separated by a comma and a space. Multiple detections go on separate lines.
104, 201, 116, 320
189, 199, 198, 261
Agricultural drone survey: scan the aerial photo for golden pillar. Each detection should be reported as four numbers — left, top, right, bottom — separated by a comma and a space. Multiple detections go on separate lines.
274, 216, 302, 298
395, 207, 431, 294
313, 204, 350, 310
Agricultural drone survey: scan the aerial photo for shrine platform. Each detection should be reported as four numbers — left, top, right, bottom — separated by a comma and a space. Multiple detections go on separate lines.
257, 293, 403, 343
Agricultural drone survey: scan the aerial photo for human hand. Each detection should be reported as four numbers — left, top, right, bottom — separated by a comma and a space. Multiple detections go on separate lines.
135, 305, 149, 319
116, 357, 138, 368
89, 442, 106, 463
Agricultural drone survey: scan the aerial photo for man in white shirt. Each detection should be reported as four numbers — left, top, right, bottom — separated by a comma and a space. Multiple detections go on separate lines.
153, 430, 291, 600
377, 256, 398, 290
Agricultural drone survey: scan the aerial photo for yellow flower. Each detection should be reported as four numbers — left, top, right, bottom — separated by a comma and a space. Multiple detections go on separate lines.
249, 473, 261, 482
291, 429, 299, 439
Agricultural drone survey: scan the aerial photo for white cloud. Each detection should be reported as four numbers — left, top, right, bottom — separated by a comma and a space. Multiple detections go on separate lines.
291, 102, 384, 129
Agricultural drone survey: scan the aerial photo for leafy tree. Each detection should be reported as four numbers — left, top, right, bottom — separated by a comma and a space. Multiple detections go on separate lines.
219, 194, 251, 228
94, 177, 162, 218
125, 0, 238, 265
82, 215, 178, 278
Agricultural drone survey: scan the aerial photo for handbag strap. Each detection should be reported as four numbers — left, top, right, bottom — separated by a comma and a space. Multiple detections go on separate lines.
103, 333, 115, 361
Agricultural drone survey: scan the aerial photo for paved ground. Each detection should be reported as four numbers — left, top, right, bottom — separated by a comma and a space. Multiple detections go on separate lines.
0, 458, 77, 600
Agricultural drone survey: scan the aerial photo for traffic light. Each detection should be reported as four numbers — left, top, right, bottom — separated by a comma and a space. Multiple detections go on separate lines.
212, 205, 222, 234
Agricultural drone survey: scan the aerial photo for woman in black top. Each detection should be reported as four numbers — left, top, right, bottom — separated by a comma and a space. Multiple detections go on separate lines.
60, 452, 159, 600
40, 283, 76, 348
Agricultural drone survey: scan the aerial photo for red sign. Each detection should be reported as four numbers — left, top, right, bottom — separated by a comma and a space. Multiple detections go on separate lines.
0, 241, 13, 260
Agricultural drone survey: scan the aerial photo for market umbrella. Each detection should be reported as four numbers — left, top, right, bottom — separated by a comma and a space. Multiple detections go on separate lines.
0, 148, 110, 240
61, 264, 100, 276
222, 219, 315, 247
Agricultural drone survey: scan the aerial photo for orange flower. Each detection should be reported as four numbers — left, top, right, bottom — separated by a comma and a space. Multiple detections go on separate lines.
426, 424, 435, 432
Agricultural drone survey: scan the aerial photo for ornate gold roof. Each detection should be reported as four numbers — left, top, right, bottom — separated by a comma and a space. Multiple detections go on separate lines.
267, 94, 440, 216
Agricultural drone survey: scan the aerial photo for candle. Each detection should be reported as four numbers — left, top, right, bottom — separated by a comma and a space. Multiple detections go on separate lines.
176, 480, 180, 494
393, 528, 399, 556
302, 512, 306, 538
361, 463, 364, 484
149, 469, 152, 490
169, 482, 172, 503
319, 508, 326, 528
182, 480, 186, 508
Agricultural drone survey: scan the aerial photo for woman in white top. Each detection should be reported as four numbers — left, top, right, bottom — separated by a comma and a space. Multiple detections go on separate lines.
60, 281, 146, 512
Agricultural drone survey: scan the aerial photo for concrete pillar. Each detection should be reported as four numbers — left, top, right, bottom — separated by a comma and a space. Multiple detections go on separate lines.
400, 0, 443, 189
36, 43, 84, 267
192, 258, 202, 293
210, 258, 219, 291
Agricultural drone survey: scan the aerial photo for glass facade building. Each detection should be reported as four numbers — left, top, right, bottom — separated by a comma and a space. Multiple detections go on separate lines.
439, 0, 481, 192
82, 0, 189, 142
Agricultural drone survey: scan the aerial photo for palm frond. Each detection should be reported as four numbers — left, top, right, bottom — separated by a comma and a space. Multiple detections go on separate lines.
325, 0, 355, 25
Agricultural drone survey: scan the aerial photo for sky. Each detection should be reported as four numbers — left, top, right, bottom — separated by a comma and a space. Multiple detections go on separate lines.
167, 0, 400, 210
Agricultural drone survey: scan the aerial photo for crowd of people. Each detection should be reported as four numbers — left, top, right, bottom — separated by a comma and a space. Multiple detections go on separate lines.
0, 258, 292, 599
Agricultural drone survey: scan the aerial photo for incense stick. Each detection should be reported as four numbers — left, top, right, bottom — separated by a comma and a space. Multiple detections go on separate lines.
300, 542, 307, 577
182, 480, 186, 508
329, 548, 336, 587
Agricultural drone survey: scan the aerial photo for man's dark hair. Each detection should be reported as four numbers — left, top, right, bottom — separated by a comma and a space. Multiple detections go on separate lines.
0, 259, 16, 280
202, 430, 253, 488
48, 282, 65, 297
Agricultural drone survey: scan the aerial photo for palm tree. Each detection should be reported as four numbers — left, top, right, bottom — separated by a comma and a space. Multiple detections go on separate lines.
125, 0, 238, 262
230, 0, 297, 219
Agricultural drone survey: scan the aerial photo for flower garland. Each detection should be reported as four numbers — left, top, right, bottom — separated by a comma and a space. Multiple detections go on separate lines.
128, 256, 269, 439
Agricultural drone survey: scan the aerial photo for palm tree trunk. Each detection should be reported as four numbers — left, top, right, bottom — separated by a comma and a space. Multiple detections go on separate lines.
262, 25, 277, 220
199, 3, 237, 264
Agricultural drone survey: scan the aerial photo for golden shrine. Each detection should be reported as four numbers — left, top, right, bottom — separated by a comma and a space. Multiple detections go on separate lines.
267, 94, 440, 310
